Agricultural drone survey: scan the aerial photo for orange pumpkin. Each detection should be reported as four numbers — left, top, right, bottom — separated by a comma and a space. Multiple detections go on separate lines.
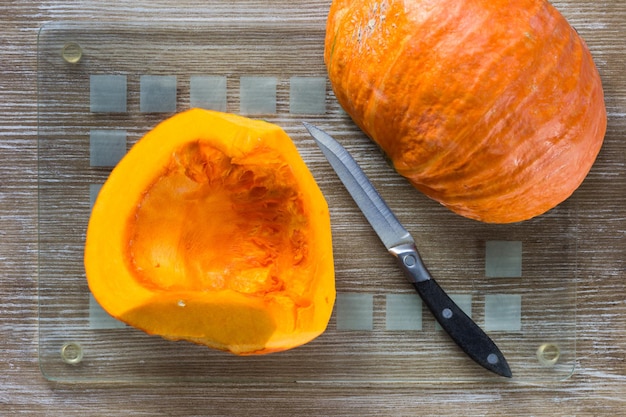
84, 109, 335, 355
325, 0, 606, 223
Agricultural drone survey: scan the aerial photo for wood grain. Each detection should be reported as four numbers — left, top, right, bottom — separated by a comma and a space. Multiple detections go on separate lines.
1, 1, 624, 415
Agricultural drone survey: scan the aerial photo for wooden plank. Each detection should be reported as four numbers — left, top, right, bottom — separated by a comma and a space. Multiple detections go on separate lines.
1, 0, 624, 415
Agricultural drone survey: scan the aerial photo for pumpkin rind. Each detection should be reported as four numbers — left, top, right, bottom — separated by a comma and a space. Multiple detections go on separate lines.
84, 109, 335, 355
325, 0, 606, 223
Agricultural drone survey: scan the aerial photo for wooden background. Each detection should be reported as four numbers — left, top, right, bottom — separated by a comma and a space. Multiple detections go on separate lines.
1, 0, 624, 415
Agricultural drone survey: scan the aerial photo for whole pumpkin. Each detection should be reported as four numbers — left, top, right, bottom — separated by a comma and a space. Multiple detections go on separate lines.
85, 109, 335, 355
325, 0, 606, 223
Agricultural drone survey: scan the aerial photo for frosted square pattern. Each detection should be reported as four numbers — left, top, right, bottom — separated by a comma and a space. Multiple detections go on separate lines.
140, 75, 177, 113
190, 76, 227, 111
89, 184, 102, 208
485, 294, 522, 331
240, 76, 277, 114
289, 76, 326, 114
89, 294, 127, 330
90, 75, 127, 112
385, 293, 422, 331
336, 293, 374, 331
485, 241, 523, 278
89, 129, 126, 167
37, 21, 578, 383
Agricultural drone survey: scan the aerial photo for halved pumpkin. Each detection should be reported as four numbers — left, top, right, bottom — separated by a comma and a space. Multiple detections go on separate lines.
84, 109, 335, 355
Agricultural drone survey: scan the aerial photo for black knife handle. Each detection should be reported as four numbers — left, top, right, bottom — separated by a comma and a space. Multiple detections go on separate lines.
413, 279, 512, 378
390, 243, 512, 378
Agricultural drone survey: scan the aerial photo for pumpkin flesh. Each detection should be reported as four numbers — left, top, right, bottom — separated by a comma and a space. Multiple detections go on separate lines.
325, 0, 606, 223
85, 109, 335, 355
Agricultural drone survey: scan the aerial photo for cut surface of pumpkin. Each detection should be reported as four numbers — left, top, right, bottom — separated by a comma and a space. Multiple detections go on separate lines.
85, 109, 335, 355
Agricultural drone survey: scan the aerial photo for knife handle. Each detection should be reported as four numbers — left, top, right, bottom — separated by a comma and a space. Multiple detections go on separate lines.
389, 243, 512, 378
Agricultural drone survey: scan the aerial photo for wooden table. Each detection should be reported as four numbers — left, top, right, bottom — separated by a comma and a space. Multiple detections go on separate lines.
2, 1, 624, 415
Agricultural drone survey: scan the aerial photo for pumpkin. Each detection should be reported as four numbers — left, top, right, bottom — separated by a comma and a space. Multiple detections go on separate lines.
84, 109, 335, 355
325, 0, 606, 223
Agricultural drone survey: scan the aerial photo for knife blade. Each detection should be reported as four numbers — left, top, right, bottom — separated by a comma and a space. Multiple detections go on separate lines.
304, 122, 512, 378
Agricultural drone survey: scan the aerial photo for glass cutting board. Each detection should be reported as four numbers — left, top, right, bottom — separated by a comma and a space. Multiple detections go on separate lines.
37, 20, 577, 383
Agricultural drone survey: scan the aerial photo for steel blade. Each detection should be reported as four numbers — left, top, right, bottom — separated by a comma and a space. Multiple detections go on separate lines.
304, 123, 413, 249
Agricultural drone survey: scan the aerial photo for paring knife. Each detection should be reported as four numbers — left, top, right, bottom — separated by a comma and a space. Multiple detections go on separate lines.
304, 123, 512, 378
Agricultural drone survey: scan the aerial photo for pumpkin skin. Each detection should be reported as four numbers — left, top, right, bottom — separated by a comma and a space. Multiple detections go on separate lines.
84, 109, 335, 355
325, 0, 606, 223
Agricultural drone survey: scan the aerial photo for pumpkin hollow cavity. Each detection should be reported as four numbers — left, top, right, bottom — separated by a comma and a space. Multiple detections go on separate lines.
126, 140, 310, 303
